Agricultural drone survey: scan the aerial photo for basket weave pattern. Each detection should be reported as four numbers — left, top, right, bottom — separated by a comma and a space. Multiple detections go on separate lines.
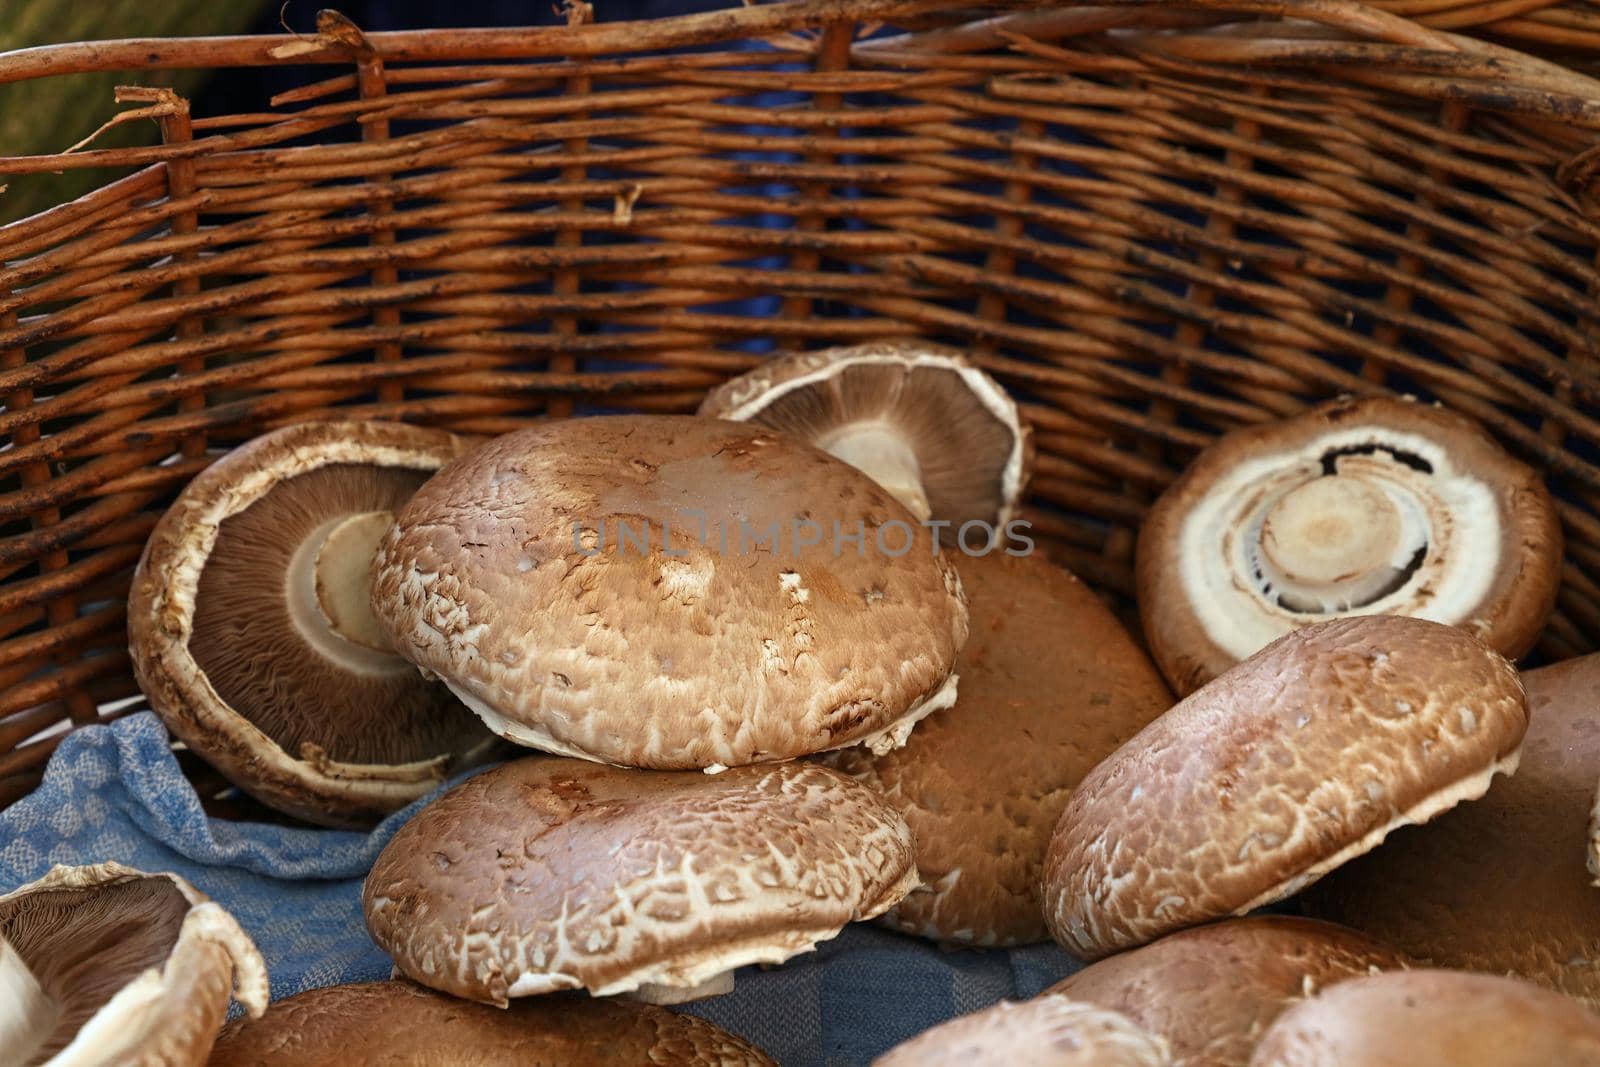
3, 0, 1600, 807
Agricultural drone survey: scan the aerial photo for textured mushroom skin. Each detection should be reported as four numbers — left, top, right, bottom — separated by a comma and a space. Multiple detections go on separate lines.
370, 415, 969, 769
209, 980, 776, 1066
129, 420, 487, 828
1308, 652, 1600, 1005
872, 996, 1173, 1067
697, 339, 1036, 530
363, 758, 919, 1005
1248, 969, 1600, 1067
0, 863, 267, 1067
1137, 396, 1561, 696
1044, 615, 1528, 959
1048, 917, 1410, 1067
825, 553, 1172, 946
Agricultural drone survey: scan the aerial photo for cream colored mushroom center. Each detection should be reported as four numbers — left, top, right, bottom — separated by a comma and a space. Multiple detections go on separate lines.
286, 510, 404, 674
815, 420, 932, 521
0, 934, 54, 1067
1257, 474, 1418, 613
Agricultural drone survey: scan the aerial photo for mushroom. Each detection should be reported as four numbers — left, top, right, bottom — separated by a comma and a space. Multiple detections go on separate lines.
1307, 652, 1600, 1004
1136, 396, 1561, 695
1043, 615, 1527, 960
697, 339, 1033, 531
0, 862, 267, 1067
208, 980, 777, 1066
362, 757, 918, 1005
824, 552, 1172, 947
129, 420, 497, 828
369, 414, 969, 770
1248, 969, 1600, 1066
1047, 917, 1411, 1067
873, 996, 1173, 1067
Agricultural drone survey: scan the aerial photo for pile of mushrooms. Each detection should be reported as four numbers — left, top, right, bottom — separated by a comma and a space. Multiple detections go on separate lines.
23, 341, 1599, 1062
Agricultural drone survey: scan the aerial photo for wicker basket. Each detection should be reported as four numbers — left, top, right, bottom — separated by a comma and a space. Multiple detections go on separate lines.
4, 0, 1600, 812
1366, 0, 1600, 57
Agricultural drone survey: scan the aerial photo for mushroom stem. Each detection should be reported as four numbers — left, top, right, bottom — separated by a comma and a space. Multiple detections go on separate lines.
628, 971, 736, 1005
816, 421, 932, 522
0, 934, 55, 1067
286, 511, 407, 674
1258, 476, 1412, 613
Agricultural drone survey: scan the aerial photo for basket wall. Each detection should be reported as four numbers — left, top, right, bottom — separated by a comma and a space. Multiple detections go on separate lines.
3, 0, 1600, 808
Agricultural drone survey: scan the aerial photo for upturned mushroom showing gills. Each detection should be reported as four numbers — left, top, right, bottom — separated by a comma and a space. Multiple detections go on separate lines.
1043, 615, 1527, 960
208, 980, 778, 1066
0, 863, 267, 1067
370, 414, 969, 770
697, 339, 1033, 532
129, 420, 495, 828
824, 552, 1172, 947
1248, 970, 1600, 1067
1308, 652, 1600, 1004
873, 997, 1173, 1067
1047, 917, 1410, 1067
1136, 396, 1560, 695
362, 758, 918, 1006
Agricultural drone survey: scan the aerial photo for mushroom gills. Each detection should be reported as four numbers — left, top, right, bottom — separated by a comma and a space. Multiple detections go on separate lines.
720, 357, 1022, 530
0, 934, 56, 1067
0, 879, 189, 1066
1250, 450, 1433, 615
188, 461, 483, 767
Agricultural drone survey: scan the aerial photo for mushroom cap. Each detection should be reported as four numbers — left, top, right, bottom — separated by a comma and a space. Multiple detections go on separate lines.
1307, 652, 1600, 1004
129, 420, 494, 828
208, 980, 777, 1066
0, 862, 267, 1067
1136, 396, 1561, 695
1043, 615, 1528, 959
824, 553, 1172, 947
872, 996, 1173, 1067
369, 414, 969, 770
1248, 969, 1600, 1067
362, 757, 919, 1005
697, 340, 1034, 529
1047, 917, 1410, 1067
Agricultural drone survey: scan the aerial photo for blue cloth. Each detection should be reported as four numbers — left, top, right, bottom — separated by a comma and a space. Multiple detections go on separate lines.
0, 713, 1081, 1065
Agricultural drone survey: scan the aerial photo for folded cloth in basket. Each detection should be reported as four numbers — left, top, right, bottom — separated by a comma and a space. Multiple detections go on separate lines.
0, 712, 1079, 1066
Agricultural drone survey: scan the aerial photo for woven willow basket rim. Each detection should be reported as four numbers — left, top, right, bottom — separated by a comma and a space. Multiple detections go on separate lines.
0, 0, 1599, 99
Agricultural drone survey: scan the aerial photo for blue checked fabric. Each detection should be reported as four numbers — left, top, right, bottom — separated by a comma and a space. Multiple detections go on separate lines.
0, 712, 1081, 1065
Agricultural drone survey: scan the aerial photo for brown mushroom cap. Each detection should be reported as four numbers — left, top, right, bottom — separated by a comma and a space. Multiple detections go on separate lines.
363, 757, 919, 1005
697, 340, 1034, 530
1307, 652, 1600, 1003
1047, 917, 1411, 1067
872, 996, 1173, 1067
369, 414, 969, 770
1043, 615, 1527, 960
208, 980, 777, 1066
1137, 396, 1561, 696
824, 552, 1172, 947
1248, 969, 1600, 1067
0, 863, 267, 1067
129, 420, 494, 828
